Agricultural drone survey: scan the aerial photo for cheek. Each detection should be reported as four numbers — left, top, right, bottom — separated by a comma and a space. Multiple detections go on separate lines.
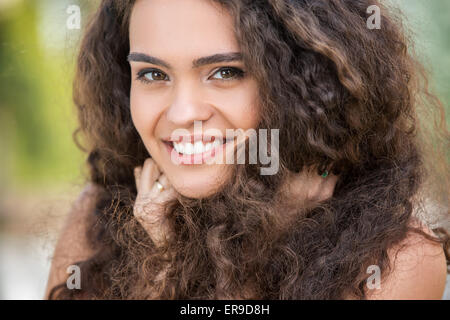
224, 84, 260, 129
129, 88, 161, 138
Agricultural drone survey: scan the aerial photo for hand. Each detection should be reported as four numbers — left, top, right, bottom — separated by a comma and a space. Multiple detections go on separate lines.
133, 158, 178, 247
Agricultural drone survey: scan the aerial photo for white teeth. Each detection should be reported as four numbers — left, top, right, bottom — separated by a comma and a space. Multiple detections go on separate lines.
173, 142, 184, 154
173, 139, 223, 155
212, 139, 221, 148
184, 142, 194, 155
193, 141, 203, 154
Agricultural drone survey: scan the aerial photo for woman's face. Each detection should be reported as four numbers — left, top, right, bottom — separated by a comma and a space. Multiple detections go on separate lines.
128, 0, 260, 198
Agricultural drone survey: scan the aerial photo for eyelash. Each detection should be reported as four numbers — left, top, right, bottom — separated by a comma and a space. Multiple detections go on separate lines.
135, 67, 245, 85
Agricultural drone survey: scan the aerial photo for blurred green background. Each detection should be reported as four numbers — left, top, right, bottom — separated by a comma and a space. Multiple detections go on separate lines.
0, 0, 448, 299
0, 0, 99, 192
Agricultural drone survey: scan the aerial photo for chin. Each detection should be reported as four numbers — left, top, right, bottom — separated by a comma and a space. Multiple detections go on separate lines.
175, 186, 215, 199
170, 167, 232, 199
172, 181, 218, 199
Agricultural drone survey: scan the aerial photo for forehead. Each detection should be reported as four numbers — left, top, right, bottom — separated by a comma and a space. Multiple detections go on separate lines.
129, 0, 239, 56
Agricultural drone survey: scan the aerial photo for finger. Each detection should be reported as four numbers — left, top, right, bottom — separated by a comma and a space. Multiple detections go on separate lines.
151, 179, 166, 194
158, 187, 178, 203
163, 187, 178, 200
134, 166, 142, 192
150, 178, 177, 201
157, 174, 171, 189
140, 158, 161, 193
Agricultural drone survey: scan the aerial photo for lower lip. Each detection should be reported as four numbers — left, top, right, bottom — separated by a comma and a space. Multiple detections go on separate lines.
164, 140, 230, 165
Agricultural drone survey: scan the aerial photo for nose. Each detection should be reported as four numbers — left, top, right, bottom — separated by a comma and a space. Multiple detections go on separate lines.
165, 82, 213, 127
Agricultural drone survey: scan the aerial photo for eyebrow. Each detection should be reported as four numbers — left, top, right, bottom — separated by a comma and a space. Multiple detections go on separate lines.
127, 52, 243, 69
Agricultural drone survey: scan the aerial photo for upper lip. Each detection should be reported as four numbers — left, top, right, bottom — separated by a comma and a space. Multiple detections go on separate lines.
162, 134, 232, 143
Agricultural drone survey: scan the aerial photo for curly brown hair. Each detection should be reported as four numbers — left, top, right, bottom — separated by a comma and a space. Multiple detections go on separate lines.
49, 0, 449, 299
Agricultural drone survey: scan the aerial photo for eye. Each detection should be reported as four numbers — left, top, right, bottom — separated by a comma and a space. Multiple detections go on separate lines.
210, 67, 245, 81
136, 68, 169, 84
135, 67, 245, 84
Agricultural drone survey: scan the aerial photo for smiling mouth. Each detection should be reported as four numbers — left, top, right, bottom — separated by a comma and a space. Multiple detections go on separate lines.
163, 137, 234, 156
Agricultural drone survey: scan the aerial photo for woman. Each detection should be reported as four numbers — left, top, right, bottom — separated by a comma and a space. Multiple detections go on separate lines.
46, 0, 449, 299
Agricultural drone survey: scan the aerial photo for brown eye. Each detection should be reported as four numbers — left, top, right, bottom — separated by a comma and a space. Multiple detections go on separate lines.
136, 68, 169, 84
144, 70, 168, 81
211, 67, 245, 81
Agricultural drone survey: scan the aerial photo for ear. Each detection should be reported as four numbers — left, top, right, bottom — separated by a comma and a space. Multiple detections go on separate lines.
280, 167, 339, 207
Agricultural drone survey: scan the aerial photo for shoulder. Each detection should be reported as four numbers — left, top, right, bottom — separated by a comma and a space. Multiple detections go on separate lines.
44, 183, 100, 299
366, 220, 447, 300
